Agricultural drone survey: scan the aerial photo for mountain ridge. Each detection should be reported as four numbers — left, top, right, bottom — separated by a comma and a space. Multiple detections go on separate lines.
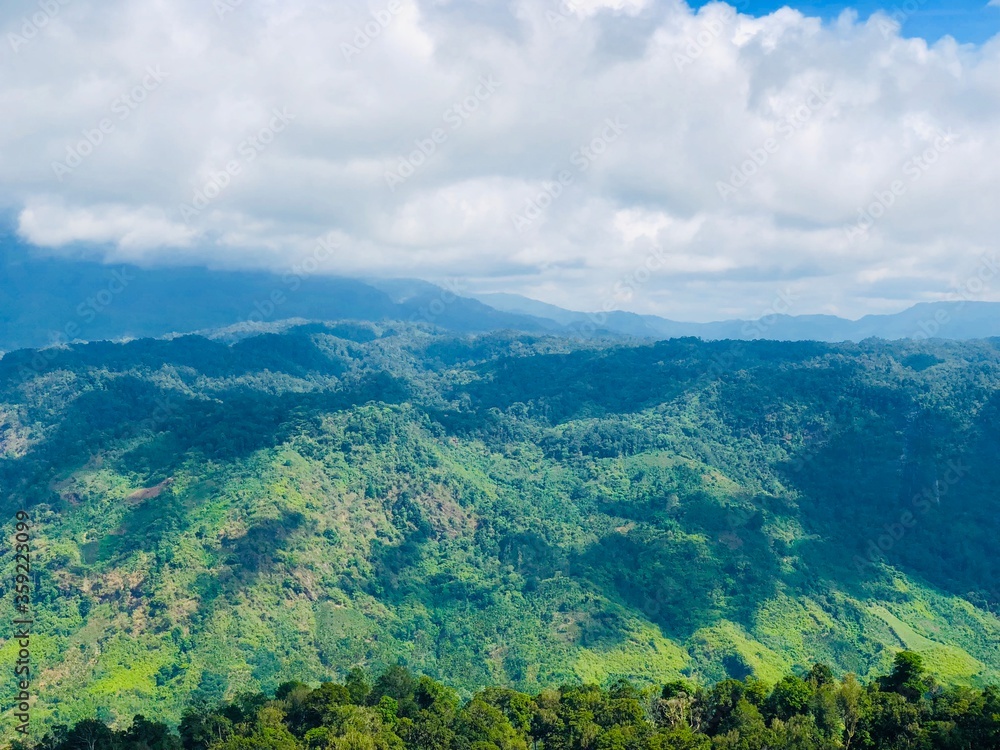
4, 241, 1000, 352
474, 292, 999, 342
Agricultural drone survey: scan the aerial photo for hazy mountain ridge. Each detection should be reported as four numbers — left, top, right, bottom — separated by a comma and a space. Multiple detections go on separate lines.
3, 242, 999, 353
475, 293, 1000, 342
0, 244, 555, 352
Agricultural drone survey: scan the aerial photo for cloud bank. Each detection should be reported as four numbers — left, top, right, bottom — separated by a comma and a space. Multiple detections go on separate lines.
2, 0, 999, 320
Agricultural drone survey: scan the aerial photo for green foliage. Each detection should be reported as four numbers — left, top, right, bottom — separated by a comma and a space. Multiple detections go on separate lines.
5, 328, 1000, 742
879, 652, 931, 703
765, 676, 813, 723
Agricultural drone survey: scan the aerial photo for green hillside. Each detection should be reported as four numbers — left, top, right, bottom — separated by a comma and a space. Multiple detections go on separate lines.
2, 325, 1000, 738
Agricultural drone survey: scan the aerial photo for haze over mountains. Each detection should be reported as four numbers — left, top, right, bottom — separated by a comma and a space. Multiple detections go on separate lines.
3, 244, 998, 352
474, 293, 1000, 343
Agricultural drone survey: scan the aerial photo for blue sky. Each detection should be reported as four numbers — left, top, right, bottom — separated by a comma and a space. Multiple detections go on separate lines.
690, 0, 1000, 43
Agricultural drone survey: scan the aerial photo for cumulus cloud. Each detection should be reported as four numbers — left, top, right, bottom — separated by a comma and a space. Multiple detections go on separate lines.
19, 197, 197, 252
1, 0, 999, 320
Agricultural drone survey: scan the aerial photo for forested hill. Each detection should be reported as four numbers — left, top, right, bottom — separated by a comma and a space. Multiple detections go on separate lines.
2, 325, 1000, 739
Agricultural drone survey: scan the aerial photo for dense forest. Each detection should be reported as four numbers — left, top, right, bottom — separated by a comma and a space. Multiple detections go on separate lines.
14, 653, 1000, 749
3, 323, 1000, 742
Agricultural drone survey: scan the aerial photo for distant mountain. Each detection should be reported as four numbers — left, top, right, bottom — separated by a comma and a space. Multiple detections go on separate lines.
3, 238, 1000, 352
476, 292, 1000, 342
0, 242, 554, 352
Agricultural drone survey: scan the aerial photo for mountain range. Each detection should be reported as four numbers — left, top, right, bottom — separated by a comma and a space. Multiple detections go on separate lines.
2, 240, 999, 352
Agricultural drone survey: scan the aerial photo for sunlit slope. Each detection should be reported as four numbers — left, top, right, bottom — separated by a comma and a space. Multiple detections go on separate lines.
2, 327, 1000, 733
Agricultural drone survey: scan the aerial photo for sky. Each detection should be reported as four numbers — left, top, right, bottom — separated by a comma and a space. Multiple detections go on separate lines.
692, 0, 1000, 43
1, 0, 999, 322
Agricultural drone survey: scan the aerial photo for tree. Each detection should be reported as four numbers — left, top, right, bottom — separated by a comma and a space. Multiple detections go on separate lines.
765, 676, 813, 723
63, 719, 117, 750
179, 707, 234, 750
456, 699, 527, 750
347, 668, 373, 705
122, 715, 182, 750
650, 724, 711, 750
807, 664, 834, 688
837, 674, 868, 750
704, 680, 748, 735
372, 667, 419, 718
711, 699, 772, 750
770, 714, 836, 750
476, 688, 536, 735
656, 681, 703, 732
807, 678, 841, 741
862, 691, 921, 750
880, 651, 929, 703
945, 684, 1000, 749
302, 682, 353, 731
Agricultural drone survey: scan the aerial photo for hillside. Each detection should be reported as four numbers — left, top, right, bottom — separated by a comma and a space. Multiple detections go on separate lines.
2, 326, 1000, 736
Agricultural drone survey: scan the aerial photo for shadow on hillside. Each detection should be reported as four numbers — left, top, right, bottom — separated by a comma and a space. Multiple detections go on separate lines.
189, 510, 307, 616
455, 339, 837, 424
1, 370, 412, 511
567, 509, 784, 643
775, 390, 1000, 611
0, 333, 353, 382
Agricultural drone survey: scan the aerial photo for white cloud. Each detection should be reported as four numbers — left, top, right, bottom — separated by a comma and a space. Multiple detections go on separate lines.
18, 199, 198, 252
1, 0, 999, 320
568, 0, 652, 16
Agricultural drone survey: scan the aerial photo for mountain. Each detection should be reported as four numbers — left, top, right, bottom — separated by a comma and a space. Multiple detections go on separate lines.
476, 293, 1000, 342
3, 325, 1000, 736
5, 240, 1000, 354
0, 242, 554, 353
